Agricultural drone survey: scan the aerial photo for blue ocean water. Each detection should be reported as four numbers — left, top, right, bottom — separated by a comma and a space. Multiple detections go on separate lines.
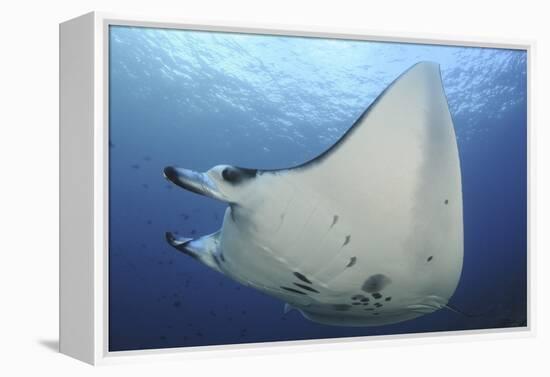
108, 26, 527, 351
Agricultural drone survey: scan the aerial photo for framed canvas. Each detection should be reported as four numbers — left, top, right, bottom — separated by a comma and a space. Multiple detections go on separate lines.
59, 12, 533, 365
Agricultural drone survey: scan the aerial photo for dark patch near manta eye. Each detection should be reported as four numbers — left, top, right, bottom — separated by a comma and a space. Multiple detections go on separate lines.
281, 286, 307, 295
293, 283, 319, 293
332, 304, 352, 311
220, 253, 226, 262
222, 166, 257, 184
427, 256, 433, 262
212, 255, 222, 268
293, 272, 312, 284
362, 274, 392, 293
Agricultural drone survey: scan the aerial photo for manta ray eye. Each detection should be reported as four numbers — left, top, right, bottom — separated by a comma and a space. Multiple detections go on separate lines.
222, 167, 239, 182
221, 167, 257, 184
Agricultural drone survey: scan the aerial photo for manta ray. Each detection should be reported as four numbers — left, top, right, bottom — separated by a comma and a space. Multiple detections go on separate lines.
163, 61, 463, 326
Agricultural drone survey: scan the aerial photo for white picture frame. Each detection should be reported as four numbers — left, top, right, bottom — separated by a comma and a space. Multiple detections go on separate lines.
59, 11, 534, 365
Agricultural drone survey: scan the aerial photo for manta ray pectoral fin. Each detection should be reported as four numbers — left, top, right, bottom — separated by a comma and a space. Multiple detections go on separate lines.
165, 231, 222, 272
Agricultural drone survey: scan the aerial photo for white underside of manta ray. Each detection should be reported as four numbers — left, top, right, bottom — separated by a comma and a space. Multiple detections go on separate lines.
163, 61, 464, 326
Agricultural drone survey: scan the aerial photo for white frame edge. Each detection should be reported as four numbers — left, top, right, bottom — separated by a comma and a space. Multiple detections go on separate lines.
59, 11, 535, 365
59, 12, 96, 364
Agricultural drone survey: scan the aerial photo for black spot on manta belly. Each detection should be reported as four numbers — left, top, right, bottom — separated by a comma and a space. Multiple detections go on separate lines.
362, 274, 392, 293
372, 292, 382, 299
427, 256, 433, 262
346, 256, 357, 267
444, 199, 449, 205
293, 271, 313, 284
342, 235, 351, 247
330, 215, 339, 228
281, 286, 307, 295
293, 283, 319, 293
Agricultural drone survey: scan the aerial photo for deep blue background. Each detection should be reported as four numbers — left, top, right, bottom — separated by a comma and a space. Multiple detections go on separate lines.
108, 26, 527, 351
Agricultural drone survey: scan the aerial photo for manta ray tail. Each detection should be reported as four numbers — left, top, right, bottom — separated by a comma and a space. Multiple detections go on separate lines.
442, 303, 494, 318
283, 303, 296, 314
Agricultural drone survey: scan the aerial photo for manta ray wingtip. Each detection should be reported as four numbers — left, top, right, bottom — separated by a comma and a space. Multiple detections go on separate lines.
410, 60, 441, 72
